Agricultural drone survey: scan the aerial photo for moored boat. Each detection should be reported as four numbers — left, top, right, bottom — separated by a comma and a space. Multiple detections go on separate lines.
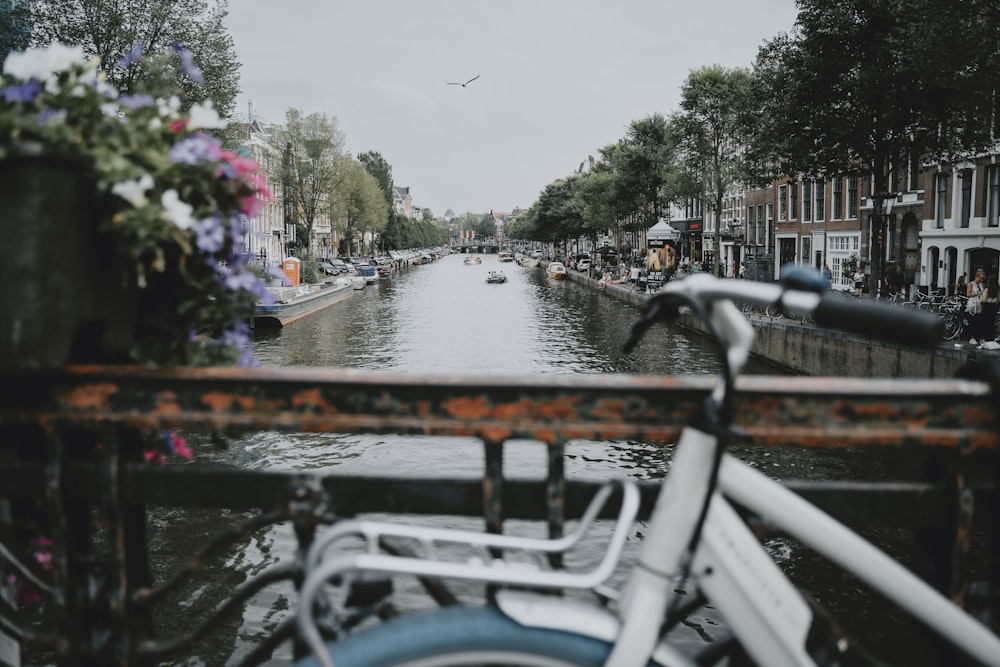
498, 251, 514, 263
253, 280, 354, 328
546, 262, 567, 280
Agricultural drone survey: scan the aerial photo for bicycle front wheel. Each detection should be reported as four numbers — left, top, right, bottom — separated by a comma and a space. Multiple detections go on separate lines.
941, 309, 963, 340
295, 605, 620, 667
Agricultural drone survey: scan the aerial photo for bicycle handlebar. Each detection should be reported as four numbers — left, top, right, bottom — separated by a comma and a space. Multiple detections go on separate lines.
812, 292, 943, 348
625, 270, 944, 355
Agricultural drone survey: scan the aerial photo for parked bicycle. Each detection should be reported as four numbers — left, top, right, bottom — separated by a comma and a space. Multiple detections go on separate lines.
294, 269, 1000, 667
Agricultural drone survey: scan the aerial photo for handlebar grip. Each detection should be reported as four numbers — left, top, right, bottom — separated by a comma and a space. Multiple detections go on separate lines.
812, 294, 944, 348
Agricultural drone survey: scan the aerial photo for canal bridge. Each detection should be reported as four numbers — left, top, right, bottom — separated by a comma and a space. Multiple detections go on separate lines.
1, 267, 998, 665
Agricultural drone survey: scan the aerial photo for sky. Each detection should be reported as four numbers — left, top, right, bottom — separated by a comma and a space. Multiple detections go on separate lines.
225, 0, 800, 218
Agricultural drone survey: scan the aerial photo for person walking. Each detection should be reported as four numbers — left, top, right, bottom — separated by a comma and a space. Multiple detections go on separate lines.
821, 264, 833, 289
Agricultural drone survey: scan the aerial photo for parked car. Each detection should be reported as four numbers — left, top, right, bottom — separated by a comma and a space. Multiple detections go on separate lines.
577, 257, 592, 272
316, 258, 339, 275
329, 258, 352, 274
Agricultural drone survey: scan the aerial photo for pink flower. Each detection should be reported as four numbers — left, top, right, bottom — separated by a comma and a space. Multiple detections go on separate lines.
239, 195, 265, 217
168, 432, 192, 459
230, 156, 259, 176
169, 118, 189, 133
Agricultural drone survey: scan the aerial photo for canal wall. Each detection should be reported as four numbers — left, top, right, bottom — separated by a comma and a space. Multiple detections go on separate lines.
564, 269, 980, 379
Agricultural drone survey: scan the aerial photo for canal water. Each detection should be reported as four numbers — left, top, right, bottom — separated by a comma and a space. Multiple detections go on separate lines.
143, 253, 922, 666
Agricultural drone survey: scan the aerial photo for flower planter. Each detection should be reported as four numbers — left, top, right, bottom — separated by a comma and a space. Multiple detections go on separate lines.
0, 156, 134, 369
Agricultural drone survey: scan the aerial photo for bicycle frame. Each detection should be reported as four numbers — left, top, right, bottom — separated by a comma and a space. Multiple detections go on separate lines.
297, 273, 1000, 667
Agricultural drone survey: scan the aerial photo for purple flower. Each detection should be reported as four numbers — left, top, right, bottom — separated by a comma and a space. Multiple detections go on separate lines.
194, 216, 225, 253
168, 132, 221, 165
119, 42, 144, 69
171, 42, 204, 85
119, 94, 155, 109
2, 79, 42, 103
37, 108, 67, 124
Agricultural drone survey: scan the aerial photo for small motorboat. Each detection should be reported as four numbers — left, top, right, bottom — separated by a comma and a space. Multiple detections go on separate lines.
546, 262, 567, 280
464, 255, 482, 265
497, 251, 514, 263
485, 270, 507, 284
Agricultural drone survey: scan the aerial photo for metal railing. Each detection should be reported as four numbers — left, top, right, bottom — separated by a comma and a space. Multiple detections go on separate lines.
0, 363, 997, 665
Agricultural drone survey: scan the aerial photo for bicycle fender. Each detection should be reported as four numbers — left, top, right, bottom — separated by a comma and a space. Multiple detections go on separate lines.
495, 590, 695, 667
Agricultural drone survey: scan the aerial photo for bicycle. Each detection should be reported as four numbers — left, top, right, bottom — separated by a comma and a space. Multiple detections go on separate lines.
294, 269, 1000, 667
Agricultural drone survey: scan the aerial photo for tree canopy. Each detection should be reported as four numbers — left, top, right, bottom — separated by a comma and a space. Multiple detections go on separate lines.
751, 0, 1000, 287
271, 109, 348, 259
672, 65, 754, 274
28, 0, 240, 116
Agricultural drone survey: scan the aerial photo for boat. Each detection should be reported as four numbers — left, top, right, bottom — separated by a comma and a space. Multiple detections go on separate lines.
485, 270, 508, 284
253, 280, 354, 328
464, 255, 482, 265
498, 251, 514, 263
358, 265, 379, 284
520, 257, 540, 268
546, 262, 568, 280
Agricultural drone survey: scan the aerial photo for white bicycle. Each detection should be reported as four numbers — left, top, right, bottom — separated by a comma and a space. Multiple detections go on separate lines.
294, 269, 1000, 667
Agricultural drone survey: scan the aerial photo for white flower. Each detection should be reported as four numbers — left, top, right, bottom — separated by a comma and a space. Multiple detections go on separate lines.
111, 174, 154, 207
161, 189, 195, 230
187, 101, 225, 129
3, 44, 88, 81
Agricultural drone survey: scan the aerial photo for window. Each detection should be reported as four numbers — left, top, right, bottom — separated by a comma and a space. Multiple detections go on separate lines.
790, 182, 798, 220
847, 178, 858, 219
907, 150, 920, 191
988, 165, 1000, 228
778, 185, 787, 221
764, 204, 772, 249
936, 172, 947, 228
803, 180, 812, 222
833, 178, 843, 220
814, 180, 825, 221
747, 205, 756, 240
801, 236, 810, 263
960, 169, 972, 228
757, 204, 766, 245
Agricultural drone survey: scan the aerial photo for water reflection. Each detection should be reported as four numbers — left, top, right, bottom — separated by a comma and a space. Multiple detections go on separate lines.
253, 253, 730, 377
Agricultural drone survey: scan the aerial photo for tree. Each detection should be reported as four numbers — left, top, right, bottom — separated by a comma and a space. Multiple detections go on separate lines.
331, 160, 387, 256
28, 0, 240, 117
599, 114, 680, 251
576, 165, 619, 259
356, 151, 394, 207
533, 178, 583, 252
672, 65, 754, 276
751, 0, 1000, 290
0, 0, 31, 63
271, 109, 348, 260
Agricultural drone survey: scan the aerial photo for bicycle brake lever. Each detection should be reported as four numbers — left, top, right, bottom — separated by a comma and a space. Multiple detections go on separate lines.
623, 293, 682, 353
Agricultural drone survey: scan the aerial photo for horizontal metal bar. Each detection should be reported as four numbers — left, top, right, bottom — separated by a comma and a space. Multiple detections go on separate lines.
0, 366, 994, 449
0, 465, 993, 530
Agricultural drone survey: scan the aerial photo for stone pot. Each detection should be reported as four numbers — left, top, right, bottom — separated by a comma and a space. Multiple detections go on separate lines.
0, 155, 134, 369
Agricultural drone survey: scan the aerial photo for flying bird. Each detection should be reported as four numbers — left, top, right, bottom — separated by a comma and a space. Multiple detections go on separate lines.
447, 74, 480, 87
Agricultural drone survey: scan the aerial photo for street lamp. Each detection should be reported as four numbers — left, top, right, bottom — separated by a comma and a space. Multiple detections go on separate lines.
728, 219, 743, 278
870, 191, 896, 296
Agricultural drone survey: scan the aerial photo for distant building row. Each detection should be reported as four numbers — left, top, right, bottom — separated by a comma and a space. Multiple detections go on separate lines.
665, 150, 1000, 293
236, 119, 424, 263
